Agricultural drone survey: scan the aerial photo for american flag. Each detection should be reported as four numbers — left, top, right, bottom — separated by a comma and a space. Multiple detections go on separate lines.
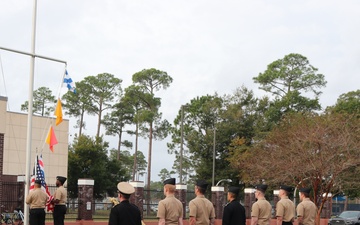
30, 155, 54, 212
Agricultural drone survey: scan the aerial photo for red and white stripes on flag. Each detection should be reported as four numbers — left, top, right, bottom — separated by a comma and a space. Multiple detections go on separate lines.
30, 155, 54, 212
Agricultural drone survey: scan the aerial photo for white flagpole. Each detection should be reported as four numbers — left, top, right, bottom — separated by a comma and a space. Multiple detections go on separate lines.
24, 0, 38, 224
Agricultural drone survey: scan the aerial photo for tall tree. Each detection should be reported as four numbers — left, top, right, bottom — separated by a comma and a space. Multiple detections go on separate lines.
168, 94, 223, 185
62, 81, 91, 137
21, 86, 56, 116
102, 100, 134, 160
326, 89, 360, 115
158, 168, 174, 181
82, 73, 122, 137
234, 112, 360, 225
123, 85, 148, 181
67, 135, 128, 199
131, 68, 173, 189
253, 53, 327, 124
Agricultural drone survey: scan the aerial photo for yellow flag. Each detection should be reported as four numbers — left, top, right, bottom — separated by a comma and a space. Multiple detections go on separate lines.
54, 98, 63, 126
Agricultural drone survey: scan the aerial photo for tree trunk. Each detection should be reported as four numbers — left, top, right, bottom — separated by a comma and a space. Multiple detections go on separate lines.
117, 131, 122, 161
79, 111, 84, 137
344, 196, 348, 211
146, 122, 153, 215
132, 122, 139, 181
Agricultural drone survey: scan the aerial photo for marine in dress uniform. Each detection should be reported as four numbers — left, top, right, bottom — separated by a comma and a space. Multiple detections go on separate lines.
26, 179, 48, 225
222, 186, 246, 225
52, 176, 67, 225
251, 184, 272, 225
189, 180, 215, 225
108, 182, 142, 225
157, 178, 183, 225
276, 185, 296, 225
296, 187, 317, 225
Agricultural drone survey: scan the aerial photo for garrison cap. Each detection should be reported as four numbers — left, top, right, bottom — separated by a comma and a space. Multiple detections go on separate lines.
163, 178, 176, 185
280, 185, 294, 193
195, 180, 208, 190
228, 186, 240, 195
117, 182, 135, 195
35, 179, 42, 185
299, 187, 311, 194
254, 184, 268, 192
56, 176, 67, 185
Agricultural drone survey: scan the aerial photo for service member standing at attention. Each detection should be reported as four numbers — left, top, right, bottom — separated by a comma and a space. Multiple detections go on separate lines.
52, 176, 67, 225
222, 186, 246, 225
108, 182, 142, 225
251, 184, 272, 225
296, 187, 317, 225
276, 185, 295, 225
26, 179, 48, 225
189, 180, 215, 225
157, 178, 183, 225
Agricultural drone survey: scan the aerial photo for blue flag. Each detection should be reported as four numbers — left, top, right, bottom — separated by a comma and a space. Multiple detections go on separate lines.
63, 69, 76, 93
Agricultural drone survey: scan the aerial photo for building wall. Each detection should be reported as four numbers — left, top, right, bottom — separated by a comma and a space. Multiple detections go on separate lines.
0, 96, 69, 184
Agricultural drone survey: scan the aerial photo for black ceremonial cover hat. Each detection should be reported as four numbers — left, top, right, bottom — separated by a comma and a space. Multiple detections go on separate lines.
228, 186, 240, 195
299, 187, 311, 194
195, 180, 208, 189
56, 176, 67, 184
254, 184, 268, 192
163, 178, 176, 185
280, 185, 294, 193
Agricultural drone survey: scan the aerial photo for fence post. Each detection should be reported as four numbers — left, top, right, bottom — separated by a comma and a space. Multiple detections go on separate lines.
321, 193, 332, 218
244, 188, 256, 219
211, 186, 225, 219
77, 179, 94, 221
175, 184, 187, 219
129, 181, 145, 219
273, 190, 279, 218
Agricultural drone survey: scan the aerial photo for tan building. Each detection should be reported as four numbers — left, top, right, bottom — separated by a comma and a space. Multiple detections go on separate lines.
0, 96, 69, 184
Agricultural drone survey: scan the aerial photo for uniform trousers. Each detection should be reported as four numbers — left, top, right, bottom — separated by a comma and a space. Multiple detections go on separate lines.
53, 205, 67, 225
30, 208, 46, 225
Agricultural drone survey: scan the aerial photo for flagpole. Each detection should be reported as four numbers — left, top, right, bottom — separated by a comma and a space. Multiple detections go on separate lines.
24, 0, 38, 224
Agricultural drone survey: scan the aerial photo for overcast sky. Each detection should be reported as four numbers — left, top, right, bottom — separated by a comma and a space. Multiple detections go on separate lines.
1, 1, 359, 182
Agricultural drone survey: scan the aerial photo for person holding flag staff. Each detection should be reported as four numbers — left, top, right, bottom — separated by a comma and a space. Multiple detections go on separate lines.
26, 179, 48, 225
52, 176, 67, 225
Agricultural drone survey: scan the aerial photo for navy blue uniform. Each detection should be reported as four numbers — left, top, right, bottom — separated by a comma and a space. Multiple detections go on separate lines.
108, 200, 142, 225
222, 200, 246, 225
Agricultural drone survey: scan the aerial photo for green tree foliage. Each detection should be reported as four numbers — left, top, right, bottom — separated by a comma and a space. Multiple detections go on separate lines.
62, 81, 91, 136
158, 168, 175, 182
238, 112, 360, 224
21, 86, 56, 116
123, 85, 149, 180
67, 135, 129, 199
102, 100, 134, 160
253, 53, 327, 125
326, 89, 360, 115
168, 94, 222, 185
131, 68, 173, 188
81, 73, 122, 137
